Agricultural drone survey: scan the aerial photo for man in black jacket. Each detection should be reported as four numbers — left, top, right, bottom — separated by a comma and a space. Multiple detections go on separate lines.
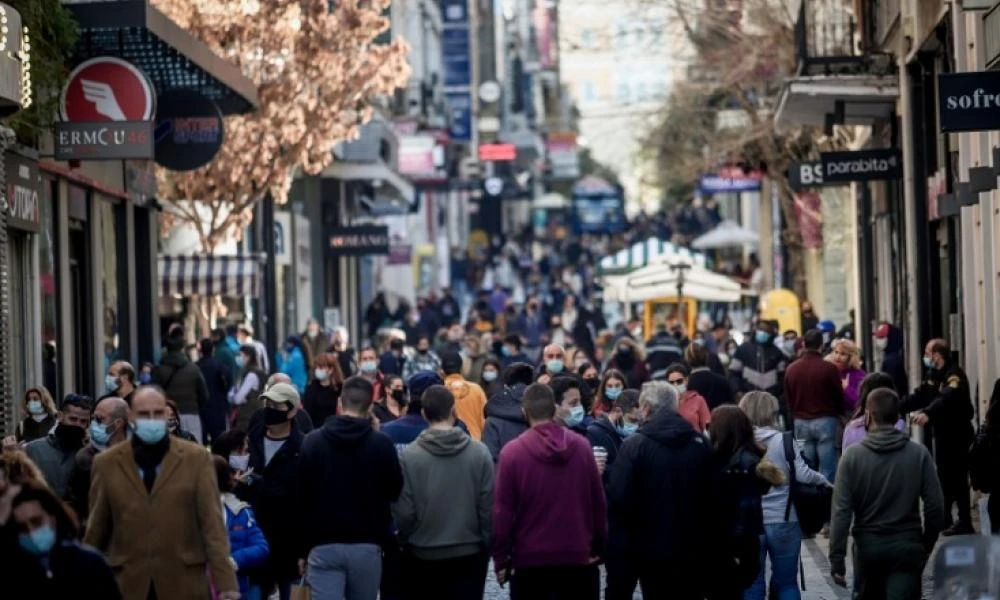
296, 376, 404, 598
586, 389, 640, 481
729, 321, 786, 400
482, 363, 533, 462
874, 322, 908, 400
645, 324, 684, 381
684, 343, 734, 410
153, 329, 210, 443
196, 338, 231, 444
605, 381, 718, 600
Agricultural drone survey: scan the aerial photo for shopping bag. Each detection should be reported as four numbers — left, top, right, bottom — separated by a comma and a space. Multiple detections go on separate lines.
980, 495, 991, 536
290, 577, 311, 600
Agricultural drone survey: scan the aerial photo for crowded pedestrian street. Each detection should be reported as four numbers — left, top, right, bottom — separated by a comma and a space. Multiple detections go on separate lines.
2, 0, 1000, 599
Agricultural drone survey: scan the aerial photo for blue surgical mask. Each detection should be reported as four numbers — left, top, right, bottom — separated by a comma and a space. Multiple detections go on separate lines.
235, 355, 247, 369
501, 346, 513, 358
483, 370, 498, 382
617, 422, 639, 437
27, 400, 44, 415
546, 359, 565, 374
314, 368, 330, 381
19, 525, 57, 556
754, 330, 770, 344
693, 338, 706, 347
138, 373, 152, 385
89, 420, 112, 448
923, 356, 934, 369
605, 387, 623, 400
565, 404, 585, 427
134, 418, 167, 444
105, 375, 118, 393
359, 360, 378, 374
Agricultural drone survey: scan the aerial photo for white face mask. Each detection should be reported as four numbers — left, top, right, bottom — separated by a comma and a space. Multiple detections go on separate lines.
229, 454, 250, 472
874, 338, 888, 350
315, 368, 330, 381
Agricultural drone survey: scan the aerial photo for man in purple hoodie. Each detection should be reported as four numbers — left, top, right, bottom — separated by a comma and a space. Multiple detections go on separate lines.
492, 383, 607, 600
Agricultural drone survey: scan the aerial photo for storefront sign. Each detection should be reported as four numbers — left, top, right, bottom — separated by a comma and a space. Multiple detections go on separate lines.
56, 56, 156, 160
787, 160, 835, 190
938, 71, 1000, 132
0, 3, 30, 116
445, 91, 472, 142
327, 225, 390, 256
479, 143, 517, 161
3, 151, 40, 232
154, 89, 224, 171
820, 149, 902, 182
698, 174, 762, 193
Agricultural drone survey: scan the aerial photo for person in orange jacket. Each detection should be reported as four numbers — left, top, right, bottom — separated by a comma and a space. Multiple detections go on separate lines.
441, 351, 487, 441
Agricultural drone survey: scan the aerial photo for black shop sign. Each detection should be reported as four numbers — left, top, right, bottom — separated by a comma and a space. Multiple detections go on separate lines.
154, 89, 225, 171
938, 72, 1000, 133
3, 151, 40, 232
327, 225, 390, 256
787, 160, 832, 190
820, 149, 902, 183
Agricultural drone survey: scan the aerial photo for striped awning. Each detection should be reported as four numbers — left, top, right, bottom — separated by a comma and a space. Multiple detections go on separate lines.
158, 254, 264, 297
599, 238, 708, 274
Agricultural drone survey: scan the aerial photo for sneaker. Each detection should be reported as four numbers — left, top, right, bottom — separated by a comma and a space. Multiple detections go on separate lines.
942, 522, 975, 536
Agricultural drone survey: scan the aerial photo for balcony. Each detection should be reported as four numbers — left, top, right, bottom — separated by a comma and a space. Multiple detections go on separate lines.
774, 0, 897, 129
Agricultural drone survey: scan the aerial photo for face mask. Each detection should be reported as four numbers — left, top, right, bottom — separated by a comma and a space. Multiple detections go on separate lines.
617, 346, 632, 356
139, 373, 152, 385
236, 356, 247, 369
315, 368, 329, 381
617, 422, 639, 437
754, 330, 770, 344
565, 405, 585, 427
27, 400, 44, 415
55, 423, 86, 450
89, 420, 113, 447
923, 356, 935, 369
359, 360, 378, 374
104, 375, 119, 393
583, 377, 599, 390
874, 338, 888, 350
229, 454, 250, 472
265, 406, 290, 426
674, 384, 687, 395
546, 359, 564, 374
783, 340, 796, 354
18, 525, 57, 556
502, 346, 513, 357
134, 419, 168, 444
483, 371, 498, 382
391, 389, 406, 404
307, 329, 319, 339
605, 387, 623, 400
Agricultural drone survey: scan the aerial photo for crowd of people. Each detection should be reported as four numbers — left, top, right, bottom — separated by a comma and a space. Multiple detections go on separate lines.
0, 278, 993, 600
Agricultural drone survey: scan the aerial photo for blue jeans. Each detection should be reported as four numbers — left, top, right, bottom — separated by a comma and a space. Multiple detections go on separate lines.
307, 543, 382, 600
744, 522, 803, 600
794, 416, 839, 484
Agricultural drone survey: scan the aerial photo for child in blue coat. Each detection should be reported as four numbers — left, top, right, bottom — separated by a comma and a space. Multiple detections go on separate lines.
214, 456, 269, 600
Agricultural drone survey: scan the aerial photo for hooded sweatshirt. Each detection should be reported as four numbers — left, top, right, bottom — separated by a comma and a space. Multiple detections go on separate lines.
296, 415, 403, 552
445, 374, 488, 441
482, 384, 529, 462
829, 427, 945, 574
395, 427, 494, 560
492, 422, 607, 572
879, 324, 909, 398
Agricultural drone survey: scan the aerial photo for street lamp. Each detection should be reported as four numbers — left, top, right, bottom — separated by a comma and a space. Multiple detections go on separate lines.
671, 261, 691, 331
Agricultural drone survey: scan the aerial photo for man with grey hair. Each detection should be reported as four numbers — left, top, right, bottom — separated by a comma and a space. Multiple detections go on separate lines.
604, 379, 717, 599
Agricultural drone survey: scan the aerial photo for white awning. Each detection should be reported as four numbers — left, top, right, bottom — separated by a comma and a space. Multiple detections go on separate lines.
599, 238, 707, 274
774, 75, 898, 130
158, 254, 265, 297
602, 263, 743, 303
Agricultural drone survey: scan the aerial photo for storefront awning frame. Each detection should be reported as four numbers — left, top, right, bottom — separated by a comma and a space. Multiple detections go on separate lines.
774, 75, 898, 130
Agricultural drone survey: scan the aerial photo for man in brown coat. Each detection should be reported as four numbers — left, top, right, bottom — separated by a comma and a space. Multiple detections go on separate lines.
85, 386, 238, 600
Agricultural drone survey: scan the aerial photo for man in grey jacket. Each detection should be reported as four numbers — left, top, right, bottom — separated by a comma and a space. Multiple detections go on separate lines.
394, 384, 494, 599
829, 388, 945, 598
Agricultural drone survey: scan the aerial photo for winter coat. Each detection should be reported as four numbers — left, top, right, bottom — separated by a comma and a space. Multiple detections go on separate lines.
382, 414, 430, 454
482, 384, 529, 462
445, 374, 488, 441
222, 493, 269, 596
214, 342, 240, 388
16, 414, 56, 443
198, 355, 232, 438
378, 350, 406, 377
754, 427, 829, 524
243, 425, 304, 585
66, 444, 101, 524
784, 350, 844, 420
395, 427, 494, 560
644, 331, 684, 380
462, 352, 489, 384
403, 350, 442, 381
296, 416, 403, 552
275, 347, 308, 395
829, 427, 945, 575
492, 422, 607, 572
302, 331, 332, 369
585, 416, 624, 476
606, 409, 718, 571
841, 416, 906, 450
303, 381, 340, 427
839, 367, 866, 414
677, 390, 711, 433
8, 540, 122, 600
24, 430, 78, 498
153, 351, 210, 416
688, 367, 734, 410
729, 340, 787, 398
879, 324, 908, 399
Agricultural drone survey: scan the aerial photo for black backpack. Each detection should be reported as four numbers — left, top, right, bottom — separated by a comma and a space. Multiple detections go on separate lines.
782, 432, 832, 537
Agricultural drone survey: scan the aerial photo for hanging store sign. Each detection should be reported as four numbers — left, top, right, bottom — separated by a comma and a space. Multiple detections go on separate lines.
3, 150, 40, 232
787, 160, 835, 190
441, 0, 472, 142
820, 149, 902, 182
0, 3, 30, 117
55, 56, 156, 160
937, 71, 1000, 132
698, 174, 762, 193
154, 89, 224, 171
327, 225, 390, 256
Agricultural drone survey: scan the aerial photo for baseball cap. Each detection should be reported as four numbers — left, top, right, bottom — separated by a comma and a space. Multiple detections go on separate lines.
259, 382, 301, 409
407, 371, 443, 400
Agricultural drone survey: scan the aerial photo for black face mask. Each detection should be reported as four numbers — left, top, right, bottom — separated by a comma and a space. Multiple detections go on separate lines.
391, 389, 406, 404
584, 377, 600, 390
264, 407, 290, 426
55, 423, 86, 450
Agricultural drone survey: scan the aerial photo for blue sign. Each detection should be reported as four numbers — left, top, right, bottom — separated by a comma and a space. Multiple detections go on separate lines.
442, 28, 472, 87
440, 0, 468, 24
446, 91, 472, 141
698, 175, 762, 193
570, 192, 626, 235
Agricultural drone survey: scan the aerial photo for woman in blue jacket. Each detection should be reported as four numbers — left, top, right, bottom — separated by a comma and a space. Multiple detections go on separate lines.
214, 456, 269, 600
275, 336, 308, 394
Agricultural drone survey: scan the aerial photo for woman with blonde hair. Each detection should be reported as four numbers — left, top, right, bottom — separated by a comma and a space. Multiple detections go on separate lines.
826, 338, 866, 414
16, 387, 57, 444
739, 391, 830, 600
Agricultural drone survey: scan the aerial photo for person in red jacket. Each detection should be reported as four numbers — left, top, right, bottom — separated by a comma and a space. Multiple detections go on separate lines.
492, 383, 608, 600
